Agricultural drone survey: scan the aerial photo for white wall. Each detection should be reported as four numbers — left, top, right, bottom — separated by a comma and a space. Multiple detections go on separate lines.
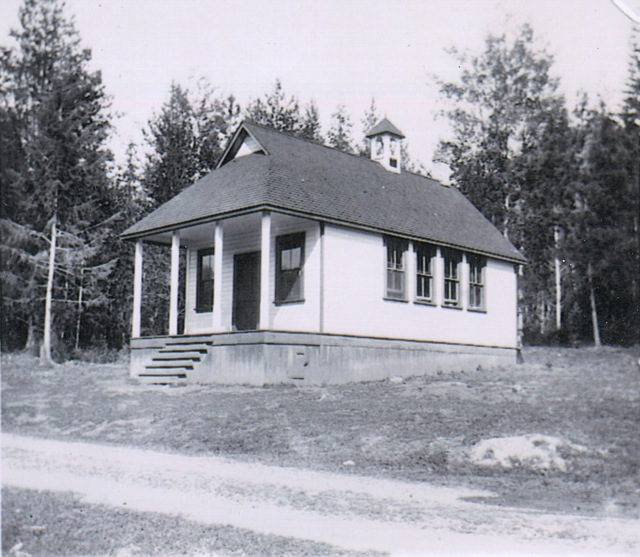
322, 225, 518, 349
183, 216, 518, 348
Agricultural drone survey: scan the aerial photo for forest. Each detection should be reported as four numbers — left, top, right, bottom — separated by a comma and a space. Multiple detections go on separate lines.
1, 0, 638, 362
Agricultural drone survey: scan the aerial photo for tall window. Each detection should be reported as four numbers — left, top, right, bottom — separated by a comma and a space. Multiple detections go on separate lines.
196, 248, 215, 312
468, 255, 486, 310
276, 232, 305, 303
443, 249, 461, 307
415, 243, 435, 302
385, 237, 407, 300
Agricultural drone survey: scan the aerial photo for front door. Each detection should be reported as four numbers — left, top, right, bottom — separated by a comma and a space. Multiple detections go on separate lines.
233, 252, 260, 331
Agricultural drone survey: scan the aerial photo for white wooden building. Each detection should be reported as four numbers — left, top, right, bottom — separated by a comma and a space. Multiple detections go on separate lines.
122, 119, 525, 384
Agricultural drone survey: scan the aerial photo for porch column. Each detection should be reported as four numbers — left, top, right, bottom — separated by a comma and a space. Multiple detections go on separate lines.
169, 231, 180, 336
131, 239, 143, 338
259, 211, 271, 330
212, 221, 224, 331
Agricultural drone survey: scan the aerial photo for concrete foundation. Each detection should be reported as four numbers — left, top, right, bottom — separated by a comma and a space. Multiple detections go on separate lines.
130, 332, 517, 386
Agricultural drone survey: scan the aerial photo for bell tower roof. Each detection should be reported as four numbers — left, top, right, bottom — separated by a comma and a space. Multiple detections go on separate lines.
365, 117, 405, 139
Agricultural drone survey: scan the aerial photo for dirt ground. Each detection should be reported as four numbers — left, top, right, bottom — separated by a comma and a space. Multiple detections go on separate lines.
3, 433, 639, 556
2, 346, 639, 555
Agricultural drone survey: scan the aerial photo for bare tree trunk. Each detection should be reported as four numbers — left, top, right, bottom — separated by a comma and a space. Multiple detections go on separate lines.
75, 268, 84, 351
554, 226, 562, 331
587, 261, 601, 347
40, 217, 57, 366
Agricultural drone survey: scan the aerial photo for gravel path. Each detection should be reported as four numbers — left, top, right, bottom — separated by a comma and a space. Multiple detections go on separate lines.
3, 433, 638, 556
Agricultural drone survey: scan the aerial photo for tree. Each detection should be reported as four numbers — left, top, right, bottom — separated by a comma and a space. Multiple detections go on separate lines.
360, 97, 380, 156
245, 79, 302, 134
143, 81, 237, 207
326, 105, 355, 153
436, 24, 564, 241
436, 24, 578, 343
298, 100, 323, 142
0, 0, 114, 361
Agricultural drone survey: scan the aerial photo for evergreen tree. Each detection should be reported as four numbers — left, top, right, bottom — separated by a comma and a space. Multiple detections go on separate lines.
326, 104, 355, 153
0, 0, 114, 360
298, 100, 323, 142
245, 79, 302, 134
360, 97, 380, 156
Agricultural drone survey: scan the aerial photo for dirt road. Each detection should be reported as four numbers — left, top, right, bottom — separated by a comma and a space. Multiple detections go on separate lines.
3, 433, 638, 556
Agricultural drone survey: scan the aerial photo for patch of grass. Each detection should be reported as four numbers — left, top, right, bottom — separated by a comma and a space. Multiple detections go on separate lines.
2, 346, 639, 519
2, 487, 374, 557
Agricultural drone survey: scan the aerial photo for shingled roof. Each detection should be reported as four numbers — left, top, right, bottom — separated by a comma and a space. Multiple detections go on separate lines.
122, 121, 524, 263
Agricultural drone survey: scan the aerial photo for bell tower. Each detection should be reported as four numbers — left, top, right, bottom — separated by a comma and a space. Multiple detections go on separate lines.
365, 118, 405, 174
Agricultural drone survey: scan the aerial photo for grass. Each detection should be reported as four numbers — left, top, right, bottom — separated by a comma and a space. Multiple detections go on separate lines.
2, 487, 372, 557
2, 346, 639, 554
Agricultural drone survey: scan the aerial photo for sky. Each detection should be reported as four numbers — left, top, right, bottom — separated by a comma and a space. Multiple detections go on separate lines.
1, 0, 638, 181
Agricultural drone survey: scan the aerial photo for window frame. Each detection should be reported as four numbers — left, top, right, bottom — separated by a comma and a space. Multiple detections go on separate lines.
415, 242, 435, 304
468, 254, 486, 311
442, 249, 462, 308
275, 232, 305, 304
385, 236, 408, 301
195, 247, 215, 313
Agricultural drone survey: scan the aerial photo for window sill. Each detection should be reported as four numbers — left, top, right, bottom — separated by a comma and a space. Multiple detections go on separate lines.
414, 299, 436, 307
195, 308, 213, 314
275, 299, 305, 307
467, 307, 487, 313
384, 297, 408, 303
442, 304, 463, 310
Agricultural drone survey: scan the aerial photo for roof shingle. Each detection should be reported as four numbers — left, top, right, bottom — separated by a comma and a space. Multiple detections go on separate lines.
122, 122, 524, 262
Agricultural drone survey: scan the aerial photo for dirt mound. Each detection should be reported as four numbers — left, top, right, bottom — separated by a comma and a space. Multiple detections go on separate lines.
469, 434, 587, 472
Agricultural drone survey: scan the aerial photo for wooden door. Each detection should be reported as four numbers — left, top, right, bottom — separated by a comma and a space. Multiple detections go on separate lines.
233, 252, 260, 331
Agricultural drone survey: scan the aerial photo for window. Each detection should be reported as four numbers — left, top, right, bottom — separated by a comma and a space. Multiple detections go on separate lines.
385, 236, 407, 300
415, 243, 435, 302
443, 249, 461, 307
276, 232, 305, 303
468, 255, 486, 310
196, 248, 215, 312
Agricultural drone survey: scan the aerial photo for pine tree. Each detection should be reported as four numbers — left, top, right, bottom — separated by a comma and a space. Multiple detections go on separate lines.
326, 105, 355, 153
298, 100, 323, 142
360, 98, 380, 156
0, 0, 114, 360
245, 79, 302, 134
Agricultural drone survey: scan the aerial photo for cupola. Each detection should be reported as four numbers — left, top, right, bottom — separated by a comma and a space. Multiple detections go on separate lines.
365, 118, 405, 174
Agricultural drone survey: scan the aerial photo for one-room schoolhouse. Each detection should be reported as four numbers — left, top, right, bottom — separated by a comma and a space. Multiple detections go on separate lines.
121, 118, 525, 385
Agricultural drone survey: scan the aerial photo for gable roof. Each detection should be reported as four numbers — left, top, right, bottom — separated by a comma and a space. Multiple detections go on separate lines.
122, 121, 524, 263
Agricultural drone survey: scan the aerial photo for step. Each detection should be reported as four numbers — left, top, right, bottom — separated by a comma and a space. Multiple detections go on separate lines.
165, 339, 213, 348
138, 375, 188, 385
152, 351, 203, 361
159, 345, 209, 354
144, 361, 194, 370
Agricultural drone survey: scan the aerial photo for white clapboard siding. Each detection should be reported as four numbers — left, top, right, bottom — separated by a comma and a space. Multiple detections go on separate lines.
322, 224, 518, 348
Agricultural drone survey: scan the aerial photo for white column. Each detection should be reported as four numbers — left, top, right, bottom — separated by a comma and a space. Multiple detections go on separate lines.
319, 222, 325, 333
406, 240, 416, 302
259, 211, 271, 330
132, 240, 143, 338
169, 231, 180, 336
435, 247, 444, 307
461, 253, 469, 310
212, 221, 224, 331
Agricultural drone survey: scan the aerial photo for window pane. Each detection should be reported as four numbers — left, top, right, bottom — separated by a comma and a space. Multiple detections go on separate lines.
202, 254, 214, 281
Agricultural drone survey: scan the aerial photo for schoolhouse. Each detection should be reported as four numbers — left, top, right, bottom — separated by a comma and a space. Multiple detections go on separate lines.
121, 119, 525, 384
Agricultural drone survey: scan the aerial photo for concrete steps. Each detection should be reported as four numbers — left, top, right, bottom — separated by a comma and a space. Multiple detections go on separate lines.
138, 339, 212, 384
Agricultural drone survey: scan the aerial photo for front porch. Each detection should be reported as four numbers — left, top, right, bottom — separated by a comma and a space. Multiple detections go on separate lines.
130, 210, 323, 341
